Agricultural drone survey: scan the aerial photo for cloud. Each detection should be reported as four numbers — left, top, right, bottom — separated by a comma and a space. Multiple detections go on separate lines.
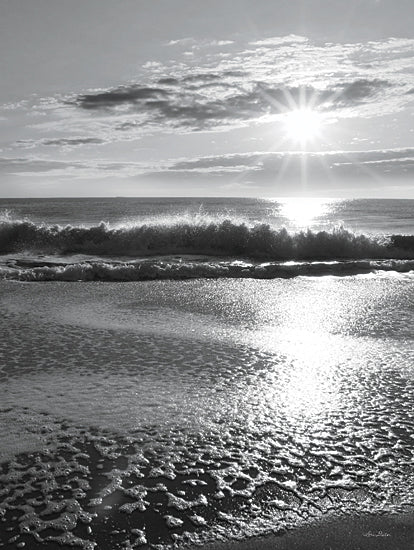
157, 77, 180, 86
42, 137, 105, 147
162, 148, 414, 184
166, 38, 234, 48
60, 34, 413, 136
249, 35, 307, 47
0, 156, 151, 179
72, 86, 169, 110
331, 79, 391, 105
2, 148, 413, 197
4, 148, 411, 180
0, 156, 77, 173
68, 77, 392, 132
4, 35, 413, 153
209, 40, 234, 46
15, 137, 106, 148
168, 147, 414, 168
167, 38, 193, 46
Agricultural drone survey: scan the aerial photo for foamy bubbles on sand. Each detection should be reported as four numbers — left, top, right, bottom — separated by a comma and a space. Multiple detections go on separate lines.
1, 400, 413, 549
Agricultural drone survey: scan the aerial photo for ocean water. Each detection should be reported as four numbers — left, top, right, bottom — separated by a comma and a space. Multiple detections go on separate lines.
0, 198, 413, 549
1, 197, 414, 281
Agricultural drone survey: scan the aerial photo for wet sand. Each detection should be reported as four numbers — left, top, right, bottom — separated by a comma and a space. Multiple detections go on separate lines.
1, 279, 414, 549
1, 428, 413, 549
200, 513, 414, 550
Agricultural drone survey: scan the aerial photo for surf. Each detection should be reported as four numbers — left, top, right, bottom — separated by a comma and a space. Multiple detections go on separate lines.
1, 215, 414, 261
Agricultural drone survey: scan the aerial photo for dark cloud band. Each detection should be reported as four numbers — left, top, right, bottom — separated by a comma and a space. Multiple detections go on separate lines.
69, 77, 391, 132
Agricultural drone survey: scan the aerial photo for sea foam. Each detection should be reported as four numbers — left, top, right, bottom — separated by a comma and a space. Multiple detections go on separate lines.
2, 258, 414, 282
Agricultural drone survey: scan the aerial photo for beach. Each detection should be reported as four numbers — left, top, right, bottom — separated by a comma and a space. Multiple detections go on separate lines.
1, 273, 414, 548
0, 198, 413, 549
1, 0, 414, 542
2, 0, 414, 543
200, 513, 414, 550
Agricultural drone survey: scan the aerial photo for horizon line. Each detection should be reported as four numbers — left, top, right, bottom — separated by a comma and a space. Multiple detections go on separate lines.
1, 195, 414, 201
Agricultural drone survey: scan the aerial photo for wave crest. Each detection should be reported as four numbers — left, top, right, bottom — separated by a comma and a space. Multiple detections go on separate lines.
2, 258, 414, 282
1, 216, 413, 261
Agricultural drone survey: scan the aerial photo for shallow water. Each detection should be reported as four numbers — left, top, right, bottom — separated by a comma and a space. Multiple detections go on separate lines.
1, 276, 413, 548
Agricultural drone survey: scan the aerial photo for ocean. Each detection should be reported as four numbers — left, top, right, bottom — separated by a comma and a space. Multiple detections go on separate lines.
0, 197, 413, 549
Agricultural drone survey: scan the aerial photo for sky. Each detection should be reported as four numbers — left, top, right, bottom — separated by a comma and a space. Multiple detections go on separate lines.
0, 0, 413, 198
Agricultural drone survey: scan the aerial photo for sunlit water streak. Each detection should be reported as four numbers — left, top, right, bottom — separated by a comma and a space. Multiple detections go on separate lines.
276, 197, 338, 228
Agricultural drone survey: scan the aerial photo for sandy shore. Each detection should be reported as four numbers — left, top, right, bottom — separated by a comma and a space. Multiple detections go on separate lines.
198, 513, 414, 550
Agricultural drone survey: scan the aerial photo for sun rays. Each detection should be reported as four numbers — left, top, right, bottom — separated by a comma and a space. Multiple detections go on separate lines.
246, 85, 383, 193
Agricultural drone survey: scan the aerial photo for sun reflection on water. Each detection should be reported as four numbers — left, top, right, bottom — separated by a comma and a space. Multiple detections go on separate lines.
276, 197, 338, 229
278, 333, 342, 419
248, 329, 342, 424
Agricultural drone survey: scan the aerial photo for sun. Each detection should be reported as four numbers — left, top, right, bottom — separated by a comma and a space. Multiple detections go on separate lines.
283, 108, 322, 146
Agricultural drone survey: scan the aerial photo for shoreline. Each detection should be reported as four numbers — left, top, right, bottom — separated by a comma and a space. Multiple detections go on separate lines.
197, 512, 414, 550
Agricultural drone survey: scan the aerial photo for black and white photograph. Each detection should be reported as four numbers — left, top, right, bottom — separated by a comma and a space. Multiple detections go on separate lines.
0, 1, 414, 549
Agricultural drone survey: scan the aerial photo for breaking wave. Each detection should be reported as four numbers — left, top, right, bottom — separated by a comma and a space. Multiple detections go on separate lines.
1, 214, 414, 281
1, 215, 414, 261
2, 258, 414, 282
